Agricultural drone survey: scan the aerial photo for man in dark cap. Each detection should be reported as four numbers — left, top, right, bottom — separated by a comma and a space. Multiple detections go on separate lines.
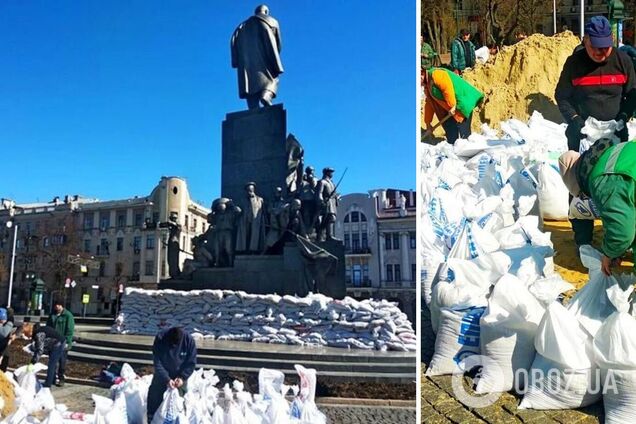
555, 15, 636, 251
147, 327, 197, 423
231, 5, 283, 109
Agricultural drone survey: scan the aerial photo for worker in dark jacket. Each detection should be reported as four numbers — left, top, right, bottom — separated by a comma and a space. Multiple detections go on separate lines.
46, 300, 74, 386
0, 308, 15, 372
147, 327, 197, 422
23, 322, 66, 388
555, 15, 636, 249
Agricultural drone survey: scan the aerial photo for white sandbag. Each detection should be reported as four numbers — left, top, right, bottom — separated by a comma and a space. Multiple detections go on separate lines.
150, 388, 185, 424
580, 117, 621, 153
475, 46, 490, 63
536, 162, 569, 220
476, 274, 546, 394
593, 285, 636, 424
426, 307, 485, 376
520, 302, 600, 409
568, 245, 636, 337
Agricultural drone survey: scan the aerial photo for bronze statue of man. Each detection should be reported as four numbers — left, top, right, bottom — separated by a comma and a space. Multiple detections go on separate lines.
209, 198, 241, 267
315, 167, 339, 242
236, 182, 265, 253
231, 5, 283, 109
299, 166, 318, 236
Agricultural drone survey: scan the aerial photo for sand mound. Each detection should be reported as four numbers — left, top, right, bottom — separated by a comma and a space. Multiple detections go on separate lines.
464, 32, 581, 131
0, 371, 16, 418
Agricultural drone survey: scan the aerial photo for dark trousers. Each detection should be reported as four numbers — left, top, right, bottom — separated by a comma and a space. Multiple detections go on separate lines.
0, 339, 9, 372
44, 341, 65, 387
58, 346, 68, 380
568, 194, 594, 246
442, 113, 473, 144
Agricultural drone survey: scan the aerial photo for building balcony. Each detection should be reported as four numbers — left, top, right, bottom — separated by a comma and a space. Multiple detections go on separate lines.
345, 277, 372, 288
344, 247, 372, 256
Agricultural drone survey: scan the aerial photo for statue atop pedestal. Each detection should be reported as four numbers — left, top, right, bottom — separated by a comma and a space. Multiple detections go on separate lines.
231, 5, 283, 110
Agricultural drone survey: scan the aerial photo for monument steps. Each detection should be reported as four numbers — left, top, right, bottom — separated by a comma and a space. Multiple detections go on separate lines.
69, 332, 416, 383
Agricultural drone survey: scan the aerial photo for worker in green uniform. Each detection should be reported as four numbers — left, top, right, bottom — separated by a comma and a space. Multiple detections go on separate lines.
46, 299, 75, 386
576, 139, 636, 276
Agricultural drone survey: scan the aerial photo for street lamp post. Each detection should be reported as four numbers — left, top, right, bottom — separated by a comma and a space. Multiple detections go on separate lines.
6, 221, 18, 308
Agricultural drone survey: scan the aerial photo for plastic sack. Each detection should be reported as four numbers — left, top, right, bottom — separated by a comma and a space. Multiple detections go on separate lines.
580, 117, 621, 153
151, 388, 186, 424
536, 162, 569, 220
520, 302, 600, 409
475, 46, 490, 63
476, 274, 546, 394
41, 408, 64, 424
258, 368, 285, 399
291, 365, 326, 424
93, 393, 128, 424
593, 285, 636, 424
568, 245, 636, 337
14, 363, 48, 398
426, 307, 485, 376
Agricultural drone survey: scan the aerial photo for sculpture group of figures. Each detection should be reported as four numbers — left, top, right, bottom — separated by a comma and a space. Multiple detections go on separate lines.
184, 166, 340, 272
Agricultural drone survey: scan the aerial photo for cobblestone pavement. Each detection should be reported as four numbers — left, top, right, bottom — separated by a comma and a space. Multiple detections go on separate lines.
50, 383, 416, 423
421, 303, 603, 424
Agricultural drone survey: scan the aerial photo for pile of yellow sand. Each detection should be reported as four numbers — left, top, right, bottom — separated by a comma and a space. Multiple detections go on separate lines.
0, 371, 16, 418
463, 32, 581, 131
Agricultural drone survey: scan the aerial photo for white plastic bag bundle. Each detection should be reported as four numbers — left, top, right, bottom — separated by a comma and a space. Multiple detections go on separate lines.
476, 274, 546, 394
93, 393, 128, 424
519, 302, 600, 409
150, 388, 186, 424
593, 285, 636, 424
568, 245, 636, 337
536, 162, 569, 220
291, 365, 326, 424
426, 306, 485, 376
580, 117, 621, 153
110, 363, 149, 424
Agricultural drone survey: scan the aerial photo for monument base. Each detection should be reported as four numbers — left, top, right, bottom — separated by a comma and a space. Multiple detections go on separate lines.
159, 241, 346, 298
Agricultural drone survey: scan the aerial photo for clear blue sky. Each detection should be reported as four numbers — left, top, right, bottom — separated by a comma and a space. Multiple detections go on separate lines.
0, 1, 416, 206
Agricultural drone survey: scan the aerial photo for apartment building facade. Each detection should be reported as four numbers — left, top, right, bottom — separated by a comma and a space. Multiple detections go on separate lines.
0, 176, 209, 316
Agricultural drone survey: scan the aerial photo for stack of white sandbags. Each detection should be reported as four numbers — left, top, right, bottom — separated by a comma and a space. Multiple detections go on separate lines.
112, 289, 416, 352
421, 113, 636, 422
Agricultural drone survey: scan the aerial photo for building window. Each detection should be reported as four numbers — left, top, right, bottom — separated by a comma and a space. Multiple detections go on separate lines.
99, 261, 106, 277
116, 237, 124, 251
117, 211, 126, 228
385, 233, 392, 250
185, 215, 189, 229
386, 264, 393, 282
145, 260, 155, 276
83, 239, 91, 253
97, 238, 109, 255
146, 235, 155, 250
193, 218, 197, 231
352, 233, 360, 251
83, 213, 94, 230
100, 212, 110, 230
411, 264, 416, 282
133, 236, 141, 253
361, 233, 368, 249
134, 211, 144, 228
410, 231, 416, 249
395, 264, 401, 282
153, 212, 160, 224
132, 261, 140, 279
351, 212, 359, 223
392, 233, 400, 250
352, 264, 362, 287
344, 234, 351, 251
344, 214, 350, 223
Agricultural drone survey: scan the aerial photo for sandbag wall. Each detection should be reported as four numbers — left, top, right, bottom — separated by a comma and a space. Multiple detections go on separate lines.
112, 288, 416, 352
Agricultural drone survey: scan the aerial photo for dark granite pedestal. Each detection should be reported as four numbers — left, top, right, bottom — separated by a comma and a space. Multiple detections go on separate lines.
160, 240, 346, 299
221, 104, 288, 204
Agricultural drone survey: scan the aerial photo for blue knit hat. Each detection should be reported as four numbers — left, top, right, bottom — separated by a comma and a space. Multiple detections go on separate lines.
0, 309, 8, 321
585, 16, 613, 48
